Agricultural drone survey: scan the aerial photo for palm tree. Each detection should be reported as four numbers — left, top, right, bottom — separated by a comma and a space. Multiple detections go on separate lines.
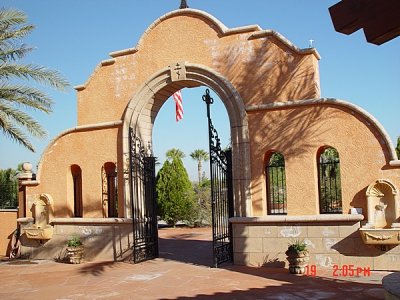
190, 149, 209, 184
0, 8, 69, 152
166, 148, 185, 161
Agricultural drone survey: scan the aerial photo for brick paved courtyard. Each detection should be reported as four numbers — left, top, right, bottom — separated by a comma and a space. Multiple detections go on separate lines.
0, 227, 390, 299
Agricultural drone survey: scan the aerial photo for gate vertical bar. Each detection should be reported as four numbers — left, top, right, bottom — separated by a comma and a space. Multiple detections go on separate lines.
129, 128, 159, 263
203, 89, 233, 267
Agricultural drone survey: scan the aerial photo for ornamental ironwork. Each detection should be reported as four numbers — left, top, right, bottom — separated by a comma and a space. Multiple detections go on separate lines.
318, 147, 342, 214
265, 152, 287, 215
203, 88, 234, 267
129, 129, 158, 263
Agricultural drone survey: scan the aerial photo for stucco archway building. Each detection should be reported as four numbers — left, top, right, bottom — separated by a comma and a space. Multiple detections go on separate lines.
17, 8, 400, 270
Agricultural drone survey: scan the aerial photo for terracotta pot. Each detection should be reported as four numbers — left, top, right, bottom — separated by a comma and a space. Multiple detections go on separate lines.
285, 250, 309, 274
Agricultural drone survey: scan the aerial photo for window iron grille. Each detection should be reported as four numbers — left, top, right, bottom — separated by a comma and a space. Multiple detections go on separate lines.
318, 148, 342, 214
266, 152, 287, 215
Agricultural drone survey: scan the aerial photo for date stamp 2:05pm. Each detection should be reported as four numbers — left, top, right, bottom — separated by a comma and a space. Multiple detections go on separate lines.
305, 265, 371, 277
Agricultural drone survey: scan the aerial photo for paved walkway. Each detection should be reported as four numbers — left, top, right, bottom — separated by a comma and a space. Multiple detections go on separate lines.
0, 227, 391, 300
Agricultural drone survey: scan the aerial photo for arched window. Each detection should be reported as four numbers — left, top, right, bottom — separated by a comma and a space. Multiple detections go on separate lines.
265, 152, 287, 215
71, 165, 83, 217
317, 147, 342, 214
102, 162, 118, 217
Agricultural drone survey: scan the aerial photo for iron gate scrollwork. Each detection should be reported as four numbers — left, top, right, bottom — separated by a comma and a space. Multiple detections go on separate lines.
203, 89, 234, 267
129, 128, 159, 263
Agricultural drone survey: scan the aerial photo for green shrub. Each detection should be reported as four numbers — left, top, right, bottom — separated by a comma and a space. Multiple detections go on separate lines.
67, 236, 82, 247
156, 155, 197, 226
287, 239, 308, 253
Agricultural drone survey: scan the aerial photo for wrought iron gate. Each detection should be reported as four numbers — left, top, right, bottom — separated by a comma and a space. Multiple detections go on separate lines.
203, 89, 234, 267
129, 128, 159, 263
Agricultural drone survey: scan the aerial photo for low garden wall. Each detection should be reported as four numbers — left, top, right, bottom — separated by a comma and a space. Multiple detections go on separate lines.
231, 215, 400, 272
18, 218, 133, 262
0, 209, 18, 256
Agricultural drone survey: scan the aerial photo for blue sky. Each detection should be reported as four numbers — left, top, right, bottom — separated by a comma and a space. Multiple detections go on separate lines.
0, 0, 399, 181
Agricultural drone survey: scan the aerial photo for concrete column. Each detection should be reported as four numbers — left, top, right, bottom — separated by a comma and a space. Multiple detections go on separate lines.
17, 162, 33, 218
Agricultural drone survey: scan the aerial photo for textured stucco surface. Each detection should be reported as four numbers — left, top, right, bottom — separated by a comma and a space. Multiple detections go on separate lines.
248, 103, 399, 216
0, 211, 17, 256
26, 8, 323, 219
76, 11, 320, 126
27, 126, 121, 218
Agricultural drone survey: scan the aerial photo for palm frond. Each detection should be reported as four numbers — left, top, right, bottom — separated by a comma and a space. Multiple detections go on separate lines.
0, 111, 35, 152
0, 25, 34, 45
0, 122, 35, 152
0, 84, 53, 112
0, 7, 70, 152
0, 102, 47, 138
0, 44, 33, 61
0, 64, 69, 90
0, 9, 26, 28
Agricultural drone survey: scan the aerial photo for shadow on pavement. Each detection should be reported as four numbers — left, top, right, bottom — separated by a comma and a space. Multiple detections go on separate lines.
157, 227, 385, 300
160, 266, 384, 300
158, 226, 214, 267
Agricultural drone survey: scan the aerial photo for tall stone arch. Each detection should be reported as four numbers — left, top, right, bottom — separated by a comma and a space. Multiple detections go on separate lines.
122, 62, 251, 218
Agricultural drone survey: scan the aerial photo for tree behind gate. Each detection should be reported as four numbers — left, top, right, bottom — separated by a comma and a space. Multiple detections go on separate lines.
156, 156, 196, 226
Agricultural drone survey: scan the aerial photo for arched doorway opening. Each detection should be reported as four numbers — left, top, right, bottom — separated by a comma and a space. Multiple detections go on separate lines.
122, 63, 251, 266
153, 86, 229, 267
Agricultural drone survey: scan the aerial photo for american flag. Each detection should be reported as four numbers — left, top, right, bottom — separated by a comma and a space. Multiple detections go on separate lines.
173, 90, 183, 122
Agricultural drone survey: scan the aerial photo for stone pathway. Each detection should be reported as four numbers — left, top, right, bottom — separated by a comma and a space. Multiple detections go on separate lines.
0, 227, 391, 299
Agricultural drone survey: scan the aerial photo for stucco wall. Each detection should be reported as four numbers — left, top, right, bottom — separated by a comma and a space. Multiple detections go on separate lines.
27, 9, 322, 220
27, 126, 121, 218
232, 217, 400, 271
76, 10, 320, 126
248, 102, 399, 218
18, 218, 133, 262
0, 210, 17, 256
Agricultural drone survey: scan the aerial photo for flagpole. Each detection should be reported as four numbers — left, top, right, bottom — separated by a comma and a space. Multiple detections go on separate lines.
179, 0, 189, 9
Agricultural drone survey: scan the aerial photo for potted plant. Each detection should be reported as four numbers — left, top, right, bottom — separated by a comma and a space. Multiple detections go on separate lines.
285, 239, 309, 274
66, 236, 84, 264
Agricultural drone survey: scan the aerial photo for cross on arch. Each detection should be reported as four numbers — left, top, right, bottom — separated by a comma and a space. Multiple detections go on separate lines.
174, 63, 182, 79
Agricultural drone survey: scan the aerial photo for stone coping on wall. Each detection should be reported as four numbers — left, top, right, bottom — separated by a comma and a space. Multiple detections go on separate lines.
26, 120, 124, 185
50, 218, 133, 225
391, 160, 400, 167
230, 214, 364, 224
17, 217, 133, 225
17, 217, 34, 223
246, 98, 399, 163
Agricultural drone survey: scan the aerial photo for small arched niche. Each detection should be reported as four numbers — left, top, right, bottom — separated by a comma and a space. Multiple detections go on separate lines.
102, 162, 118, 218
365, 179, 399, 228
24, 194, 54, 240
70, 164, 83, 217
32, 194, 54, 228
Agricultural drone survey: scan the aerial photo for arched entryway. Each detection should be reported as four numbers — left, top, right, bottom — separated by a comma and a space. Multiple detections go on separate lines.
122, 62, 251, 219
122, 63, 251, 266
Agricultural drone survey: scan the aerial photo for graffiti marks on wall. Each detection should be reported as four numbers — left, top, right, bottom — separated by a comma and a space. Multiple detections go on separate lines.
280, 226, 301, 237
